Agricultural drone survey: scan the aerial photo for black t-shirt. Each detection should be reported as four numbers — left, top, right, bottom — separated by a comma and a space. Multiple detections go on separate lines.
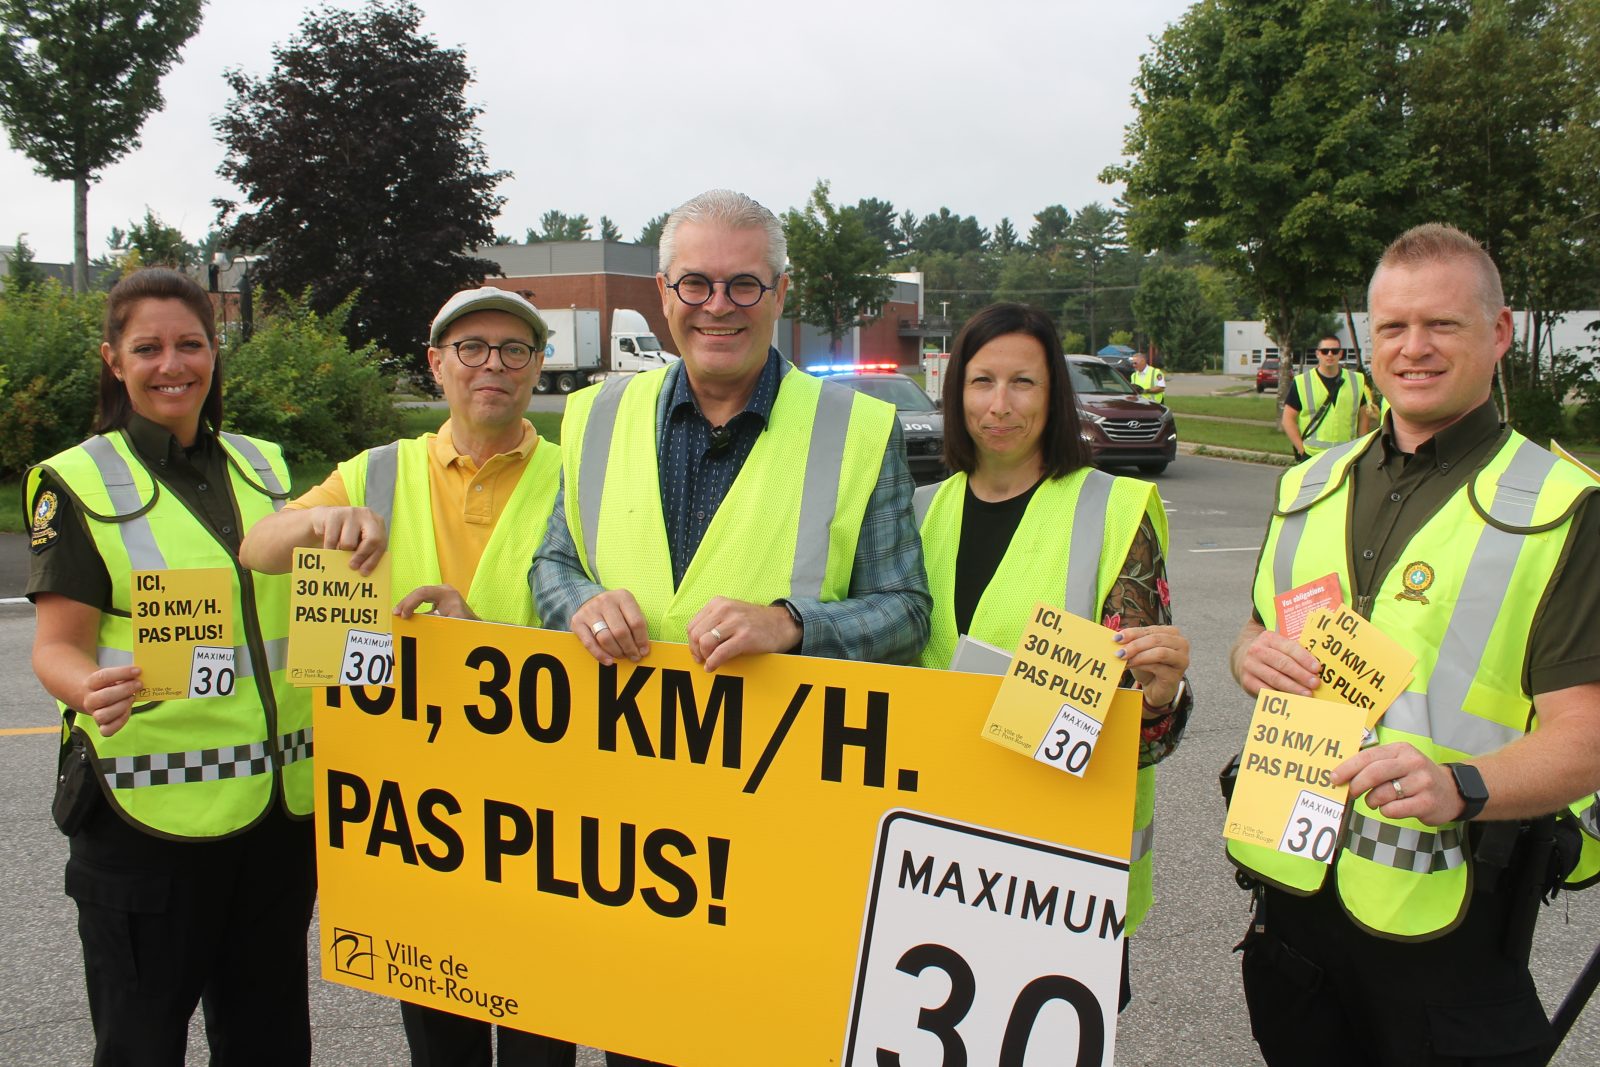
953, 477, 1044, 634
1285, 368, 1346, 412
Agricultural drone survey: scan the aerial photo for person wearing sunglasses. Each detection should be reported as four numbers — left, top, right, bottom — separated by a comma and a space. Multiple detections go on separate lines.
1281, 334, 1372, 461
241, 287, 573, 1065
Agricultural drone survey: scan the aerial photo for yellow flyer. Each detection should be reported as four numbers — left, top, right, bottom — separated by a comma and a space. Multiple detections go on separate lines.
130, 568, 235, 700
982, 602, 1122, 777
1298, 603, 1416, 729
1224, 690, 1365, 863
315, 615, 1141, 1066
1552, 441, 1600, 482
287, 548, 393, 687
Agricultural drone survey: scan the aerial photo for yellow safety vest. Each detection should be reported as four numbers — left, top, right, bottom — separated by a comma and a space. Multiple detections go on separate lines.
1130, 365, 1165, 403
337, 434, 561, 626
916, 468, 1168, 935
559, 364, 893, 642
29, 431, 311, 839
1296, 368, 1364, 454
1238, 431, 1596, 939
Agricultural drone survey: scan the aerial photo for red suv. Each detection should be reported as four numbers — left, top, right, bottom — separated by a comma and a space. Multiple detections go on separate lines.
1068, 356, 1177, 475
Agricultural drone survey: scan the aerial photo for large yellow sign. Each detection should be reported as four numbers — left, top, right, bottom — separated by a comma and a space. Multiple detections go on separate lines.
316, 614, 1138, 1065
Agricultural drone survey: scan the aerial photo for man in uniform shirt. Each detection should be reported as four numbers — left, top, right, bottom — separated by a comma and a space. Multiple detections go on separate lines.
1229, 224, 1600, 1066
1128, 350, 1166, 404
240, 287, 573, 1067
1282, 334, 1371, 461
531, 188, 931, 1066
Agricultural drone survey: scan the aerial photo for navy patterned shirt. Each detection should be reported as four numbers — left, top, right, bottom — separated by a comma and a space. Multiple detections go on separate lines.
532, 352, 931, 665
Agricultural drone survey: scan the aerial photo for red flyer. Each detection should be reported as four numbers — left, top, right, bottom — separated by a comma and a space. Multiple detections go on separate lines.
1274, 572, 1343, 638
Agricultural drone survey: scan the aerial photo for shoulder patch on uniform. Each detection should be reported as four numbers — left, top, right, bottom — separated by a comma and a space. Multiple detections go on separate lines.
30, 489, 60, 554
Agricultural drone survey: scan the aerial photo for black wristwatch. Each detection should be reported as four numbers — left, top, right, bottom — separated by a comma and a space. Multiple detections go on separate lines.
772, 598, 804, 652
1444, 762, 1489, 821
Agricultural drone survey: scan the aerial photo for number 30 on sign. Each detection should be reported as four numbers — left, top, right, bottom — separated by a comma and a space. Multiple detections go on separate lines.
842, 812, 1126, 1067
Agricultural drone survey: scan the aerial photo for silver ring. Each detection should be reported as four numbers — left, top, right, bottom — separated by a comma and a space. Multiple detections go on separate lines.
709, 627, 724, 643
590, 620, 610, 635
1391, 778, 1405, 799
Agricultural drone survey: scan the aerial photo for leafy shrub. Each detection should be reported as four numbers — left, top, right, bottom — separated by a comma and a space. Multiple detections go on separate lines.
223, 292, 401, 463
1505, 386, 1567, 447
0, 280, 105, 475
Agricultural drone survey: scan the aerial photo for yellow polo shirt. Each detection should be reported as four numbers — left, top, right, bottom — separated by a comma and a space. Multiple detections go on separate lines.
287, 419, 540, 593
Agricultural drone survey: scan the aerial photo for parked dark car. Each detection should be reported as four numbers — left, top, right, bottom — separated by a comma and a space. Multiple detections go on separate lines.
813, 365, 947, 484
1068, 355, 1177, 475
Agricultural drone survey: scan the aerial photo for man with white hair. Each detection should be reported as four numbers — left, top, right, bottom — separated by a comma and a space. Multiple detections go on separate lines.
1228, 223, 1600, 1066
532, 190, 930, 1064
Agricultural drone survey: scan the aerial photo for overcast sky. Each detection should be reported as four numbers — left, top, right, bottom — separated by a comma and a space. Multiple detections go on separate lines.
1, 0, 1195, 264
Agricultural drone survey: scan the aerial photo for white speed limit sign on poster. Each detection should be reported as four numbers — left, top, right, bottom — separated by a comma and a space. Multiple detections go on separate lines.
842, 811, 1127, 1066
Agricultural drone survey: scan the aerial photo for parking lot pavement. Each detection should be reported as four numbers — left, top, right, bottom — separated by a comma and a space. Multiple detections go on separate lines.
2, 455, 1597, 1065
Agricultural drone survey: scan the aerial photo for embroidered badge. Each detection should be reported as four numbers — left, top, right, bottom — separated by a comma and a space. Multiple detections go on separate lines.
1395, 560, 1434, 604
29, 489, 60, 553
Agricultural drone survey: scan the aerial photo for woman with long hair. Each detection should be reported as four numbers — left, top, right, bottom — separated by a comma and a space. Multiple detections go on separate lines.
27, 267, 315, 1065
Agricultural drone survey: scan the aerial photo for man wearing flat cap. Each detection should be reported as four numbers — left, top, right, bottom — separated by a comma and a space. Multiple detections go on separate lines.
241, 286, 574, 1066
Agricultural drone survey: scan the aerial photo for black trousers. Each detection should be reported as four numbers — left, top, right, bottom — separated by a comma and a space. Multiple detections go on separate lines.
400, 1001, 576, 1066
66, 799, 317, 1067
1240, 881, 1552, 1067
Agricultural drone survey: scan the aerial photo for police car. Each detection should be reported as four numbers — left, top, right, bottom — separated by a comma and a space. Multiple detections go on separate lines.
809, 363, 946, 484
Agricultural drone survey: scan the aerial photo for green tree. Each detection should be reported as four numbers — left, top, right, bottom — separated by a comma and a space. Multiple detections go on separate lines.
1133, 265, 1221, 370
1105, 0, 1418, 400
637, 212, 668, 247
527, 210, 590, 242
598, 215, 622, 242
782, 180, 894, 356
914, 207, 988, 255
1027, 205, 1073, 257
215, 0, 505, 377
991, 217, 1020, 253
106, 207, 195, 269
0, 0, 203, 292
0, 278, 102, 473
1063, 203, 1130, 352
5, 232, 45, 292
855, 197, 905, 256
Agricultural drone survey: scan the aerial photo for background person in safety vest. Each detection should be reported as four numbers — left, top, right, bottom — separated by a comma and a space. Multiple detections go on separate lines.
532, 188, 931, 1067
1281, 334, 1371, 462
239, 287, 574, 1067
27, 268, 317, 1065
913, 302, 1193, 1011
1228, 224, 1600, 1067
1127, 350, 1165, 403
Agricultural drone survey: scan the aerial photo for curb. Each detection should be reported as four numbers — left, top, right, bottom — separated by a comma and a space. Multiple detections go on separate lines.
1178, 442, 1293, 468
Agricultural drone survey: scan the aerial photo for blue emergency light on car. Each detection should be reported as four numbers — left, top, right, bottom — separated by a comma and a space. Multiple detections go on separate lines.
809, 362, 900, 376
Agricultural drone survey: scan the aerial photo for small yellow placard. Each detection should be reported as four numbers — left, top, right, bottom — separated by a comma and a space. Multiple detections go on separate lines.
288, 549, 393, 687
982, 602, 1121, 776
1223, 690, 1366, 863
1298, 604, 1416, 729
130, 568, 235, 701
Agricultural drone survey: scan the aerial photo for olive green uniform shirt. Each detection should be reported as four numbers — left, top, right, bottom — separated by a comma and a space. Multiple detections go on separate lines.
1256, 399, 1600, 695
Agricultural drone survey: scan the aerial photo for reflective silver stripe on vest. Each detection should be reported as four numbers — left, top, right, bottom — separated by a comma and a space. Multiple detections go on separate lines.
1271, 442, 1357, 594
1383, 441, 1559, 754
96, 637, 288, 679
789, 382, 856, 599
912, 480, 942, 527
219, 432, 287, 512
577, 376, 634, 578
1065, 470, 1115, 619
102, 739, 273, 790
1130, 817, 1155, 863
1580, 797, 1600, 838
1345, 810, 1466, 874
363, 441, 401, 526
80, 435, 166, 569
279, 727, 314, 767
